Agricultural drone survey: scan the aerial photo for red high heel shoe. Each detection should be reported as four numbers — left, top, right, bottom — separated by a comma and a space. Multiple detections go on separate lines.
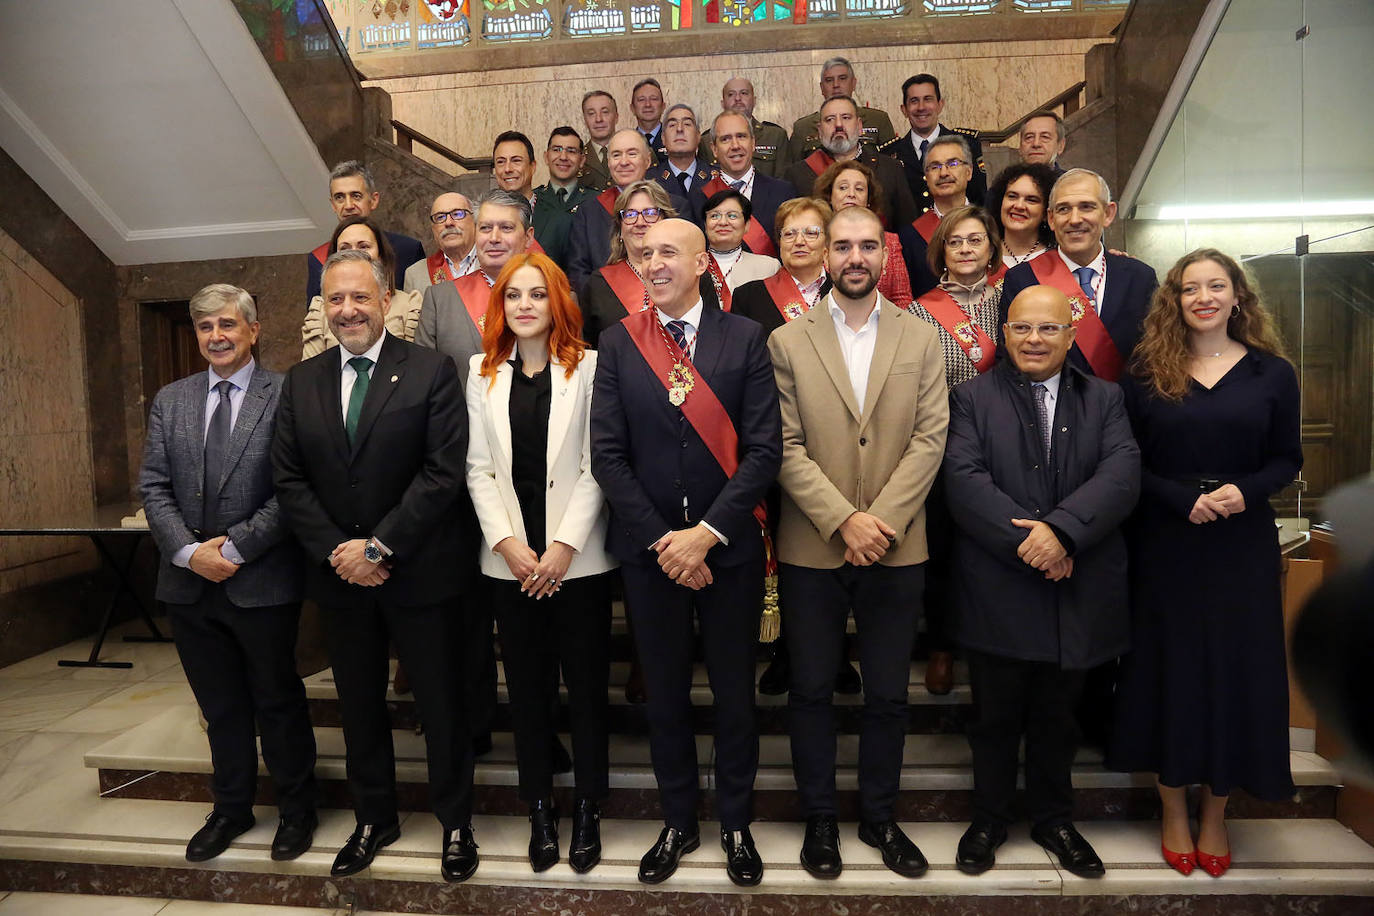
1196, 847, 1231, 877
1161, 843, 1196, 876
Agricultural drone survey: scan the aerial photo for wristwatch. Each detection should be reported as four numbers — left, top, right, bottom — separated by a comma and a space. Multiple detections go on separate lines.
363, 538, 385, 564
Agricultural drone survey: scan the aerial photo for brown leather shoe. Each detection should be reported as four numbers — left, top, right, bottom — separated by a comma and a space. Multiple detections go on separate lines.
925, 651, 954, 696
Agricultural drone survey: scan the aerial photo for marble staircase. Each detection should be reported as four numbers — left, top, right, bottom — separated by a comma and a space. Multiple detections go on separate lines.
1, 618, 1372, 914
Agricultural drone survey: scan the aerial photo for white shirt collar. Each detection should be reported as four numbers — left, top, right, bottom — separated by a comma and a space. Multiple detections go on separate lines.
912, 125, 942, 149
711, 247, 744, 271
721, 165, 755, 191
207, 358, 255, 393
339, 329, 387, 370
448, 246, 479, 277
1058, 243, 1106, 274
826, 294, 881, 330
657, 298, 705, 334
1032, 370, 1062, 403
548, 178, 578, 195
670, 159, 700, 178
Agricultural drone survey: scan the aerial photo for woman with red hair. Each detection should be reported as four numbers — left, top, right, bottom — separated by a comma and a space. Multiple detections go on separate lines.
465, 252, 616, 874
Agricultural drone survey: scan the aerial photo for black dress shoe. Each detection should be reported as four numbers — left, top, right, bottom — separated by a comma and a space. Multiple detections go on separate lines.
331, 822, 401, 877
758, 652, 789, 696
625, 663, 647, 705
441, 824, 480, 882
638, 826, 700, 884
472, 731, 494, 756
955, 821, 1007, 875
270, 811, 318, 861
551, 736, 573, 775
835, 659, 863, 695
185, 811, 255, 862
721, 826, 764, 887
800, 813, 842, 879
569, 798, 602, 874
528, 800, 560, 872
1031, 822, 1104, 878
858, 820, 928, 878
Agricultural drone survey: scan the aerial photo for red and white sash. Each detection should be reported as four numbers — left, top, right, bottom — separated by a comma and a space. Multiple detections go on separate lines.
601, 260, 648, 313
804, 149, 833, 177
595, 187, 618, 217
763, 270, 814, 323
706, 255, 733, 312
1029, 255, 1123, 381
910, 210, 940, 243
917, 288, 996, 374
700, 176, 777, 257
454, 271, 494, 333
426, 249, 458, 287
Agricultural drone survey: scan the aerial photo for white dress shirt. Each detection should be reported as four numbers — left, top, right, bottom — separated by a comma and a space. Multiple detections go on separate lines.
669, 159, 701, 191
171, 359, 257, 568
449, 247, 479, 279
721, 166, 755, 199
1058, 244, 1109, 318
827, 294, 882, 414
340, 331, 388, 420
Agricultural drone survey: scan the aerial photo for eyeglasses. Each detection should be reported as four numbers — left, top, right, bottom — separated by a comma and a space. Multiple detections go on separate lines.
945, 233, 988, 250
924, 158, 967, 173
547, 144, 581, 156
780, 226, 824, 242
430, 208, 471, 224
706, 211, 743, 223
1006, 322, 1073, 338
619, 207, 663, 223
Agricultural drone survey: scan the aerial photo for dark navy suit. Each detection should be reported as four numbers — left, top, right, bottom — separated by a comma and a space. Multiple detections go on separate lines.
566, 189, 689, 299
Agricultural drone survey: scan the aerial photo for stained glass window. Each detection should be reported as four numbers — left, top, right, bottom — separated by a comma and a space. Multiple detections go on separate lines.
358, 0, 415, 51
566, 0, 628, 37
1011, 0, 1074, 11
846, 0, 908, 19
417, 0, 472, 47
704, 0, 801, 26
923, 0, 997, 14
482, 0, 555, 40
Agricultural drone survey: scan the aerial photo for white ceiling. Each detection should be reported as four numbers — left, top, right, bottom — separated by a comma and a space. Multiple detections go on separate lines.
0, 0, 335, 265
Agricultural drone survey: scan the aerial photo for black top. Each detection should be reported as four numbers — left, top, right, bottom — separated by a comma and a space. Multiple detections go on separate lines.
509, 356, 553, 554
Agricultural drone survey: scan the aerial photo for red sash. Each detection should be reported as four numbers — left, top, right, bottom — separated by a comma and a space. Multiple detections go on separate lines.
310, 241, 330, 265
763, 270, 813, 323
595, 187, 618, 217
601, 260, 648, 313
706, 255, 733, 312
988, 260, 1007, 288
454, 271, 494, 332
918, 288, 996, 375
1029, 255, 1123, 381
910, 210, 940, 243
621, 309, 770, 538
804, 149, 833, 177
701, 176, 777, 257
426, 249, 458, 286
528, 237, 546, 256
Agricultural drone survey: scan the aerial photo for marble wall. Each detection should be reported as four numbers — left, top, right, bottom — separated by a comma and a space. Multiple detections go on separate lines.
0, 229, 98, 595
368, 38, 1105, 185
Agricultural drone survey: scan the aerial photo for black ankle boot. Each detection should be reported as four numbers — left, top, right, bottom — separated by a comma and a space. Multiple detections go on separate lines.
528, 799, 560, 872
569, 798, 602, 873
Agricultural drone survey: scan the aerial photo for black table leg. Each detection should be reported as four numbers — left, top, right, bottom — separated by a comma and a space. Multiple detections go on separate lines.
58, 533, 169, 669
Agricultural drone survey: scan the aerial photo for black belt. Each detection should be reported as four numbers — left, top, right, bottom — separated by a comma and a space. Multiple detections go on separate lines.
1171, 476, 1223, 493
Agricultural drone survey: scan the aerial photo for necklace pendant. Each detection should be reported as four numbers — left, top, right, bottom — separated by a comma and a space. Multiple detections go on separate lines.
969, 344, 984, 364
668, 387, 687, 407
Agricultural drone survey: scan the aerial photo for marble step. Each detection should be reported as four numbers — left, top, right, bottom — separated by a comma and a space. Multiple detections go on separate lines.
303, 660, 974, 735
0, 789, 1371, 914
86, 706, 1340, 822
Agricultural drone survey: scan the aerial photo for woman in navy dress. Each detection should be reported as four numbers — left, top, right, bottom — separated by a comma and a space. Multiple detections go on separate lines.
1109, 248, 1301, 878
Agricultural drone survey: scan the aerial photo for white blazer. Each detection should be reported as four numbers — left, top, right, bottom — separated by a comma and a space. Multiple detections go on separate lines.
465, 351, 616, 581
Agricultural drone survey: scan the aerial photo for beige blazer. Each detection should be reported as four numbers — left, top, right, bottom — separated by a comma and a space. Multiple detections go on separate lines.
465, 351, 616, 581
768, 295, 949, 569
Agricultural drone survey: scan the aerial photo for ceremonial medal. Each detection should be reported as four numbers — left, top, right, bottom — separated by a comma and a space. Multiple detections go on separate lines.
431, 267, 445, 284
667, 362, 694, 406
969, 345, 984, 364
1069, 296, 1086, 324
784, 301, 805, 320
477, 314, 486, 332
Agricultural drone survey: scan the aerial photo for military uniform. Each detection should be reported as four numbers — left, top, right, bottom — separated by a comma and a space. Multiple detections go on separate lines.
654, 160, 713, 226
578, 140, 613, 192
880, 125, 987, 214
783, 143, 917, 232
705, 118, 791, 178
532, 182, 592, 272
786, 105, 897, 163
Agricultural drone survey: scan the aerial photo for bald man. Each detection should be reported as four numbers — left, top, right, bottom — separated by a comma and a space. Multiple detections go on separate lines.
942, 285, 1139, 879
711, 77, 791, 177
591, 219, 781, 887
567, 129, 689, 297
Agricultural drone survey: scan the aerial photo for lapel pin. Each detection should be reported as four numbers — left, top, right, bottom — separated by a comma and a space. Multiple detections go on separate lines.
391, 375, 398, 383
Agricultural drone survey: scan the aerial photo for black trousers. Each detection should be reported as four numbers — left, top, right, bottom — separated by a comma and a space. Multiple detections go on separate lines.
462, 577, 498, 742
781, 562, 923, 823
168, 585, 316, 820
492, 573, 612, 802
624, 558, 760, 833
322, 598, 473, 829
921, 471, 954, 653
966, 648, 1086, 828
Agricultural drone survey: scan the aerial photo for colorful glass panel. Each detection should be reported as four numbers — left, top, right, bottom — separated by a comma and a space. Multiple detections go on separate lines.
846, 0, 907, 19
417, 0, 472, 47
566, 0, 628, 36
1011, 0, 1074, 11
704, 0, 800, 26
482, 0, 554, 40
357, 0, 414, 51
922, 0, 997, 14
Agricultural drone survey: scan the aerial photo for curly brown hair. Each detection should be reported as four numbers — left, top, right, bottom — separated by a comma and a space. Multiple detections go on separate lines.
1131, 248, 1290, 401
813, 159, 886, 224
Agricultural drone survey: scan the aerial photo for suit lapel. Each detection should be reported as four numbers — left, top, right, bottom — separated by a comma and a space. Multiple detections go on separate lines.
693, 305, 726, 390
349, 334, 407, 461
186, 375, 208, 499
215, 369, 270, 491
314, 351, 350, 463
804, 304, 863, 424
490, 362, 514, 466
858, 301, 901, 435
546, 360, 576, 471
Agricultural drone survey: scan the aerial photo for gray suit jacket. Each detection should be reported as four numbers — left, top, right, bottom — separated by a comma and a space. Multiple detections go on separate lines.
415, 282, 484, 391
138, 366, 303, 607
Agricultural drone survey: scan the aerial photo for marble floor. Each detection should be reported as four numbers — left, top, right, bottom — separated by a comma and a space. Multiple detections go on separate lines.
2, 621, 1373, 914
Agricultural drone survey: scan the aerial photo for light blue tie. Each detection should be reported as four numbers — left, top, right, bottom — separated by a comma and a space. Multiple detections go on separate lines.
1074, 266, 1098, 311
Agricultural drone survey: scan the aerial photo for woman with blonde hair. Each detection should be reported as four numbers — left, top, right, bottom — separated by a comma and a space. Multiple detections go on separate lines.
466, 252, 616, 874
1109, 248, 1301, 879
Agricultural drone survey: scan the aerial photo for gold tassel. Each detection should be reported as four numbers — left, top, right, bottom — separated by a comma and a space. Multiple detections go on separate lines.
758, 572, 781, 643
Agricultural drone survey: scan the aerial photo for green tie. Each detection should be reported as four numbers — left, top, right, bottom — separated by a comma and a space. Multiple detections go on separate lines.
345, 356, 373, 445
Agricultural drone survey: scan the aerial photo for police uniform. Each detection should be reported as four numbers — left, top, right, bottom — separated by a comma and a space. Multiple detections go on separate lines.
880, 125, 987, 214
654, 160, 713, 226
578, 140, 613, 192
532, 182, 592, 272
705, 118, 791, 178
786, 105, 897, 163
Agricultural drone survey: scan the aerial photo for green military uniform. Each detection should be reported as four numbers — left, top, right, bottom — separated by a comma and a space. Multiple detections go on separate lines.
786, 105, 897, 163
578, 140, 612, 192
704, 117, 791, 178
532, 182, 592, 271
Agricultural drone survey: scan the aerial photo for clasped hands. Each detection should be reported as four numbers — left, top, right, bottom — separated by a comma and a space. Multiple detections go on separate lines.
1188, 483, 1245, 525
495, 537, 574, 599
1011, 518, 1074, 582
189, 535, 239, 583
839, 511, 895, 567
655, 524, 718, 590
330, 539, 389, 587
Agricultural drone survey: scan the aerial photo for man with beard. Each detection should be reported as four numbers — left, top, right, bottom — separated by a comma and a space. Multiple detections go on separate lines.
787, 57, 897, 161
404, 191, 478, 294
768, 206, 947, 880
785, 96, 916, 231
532, 126, 592, 271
